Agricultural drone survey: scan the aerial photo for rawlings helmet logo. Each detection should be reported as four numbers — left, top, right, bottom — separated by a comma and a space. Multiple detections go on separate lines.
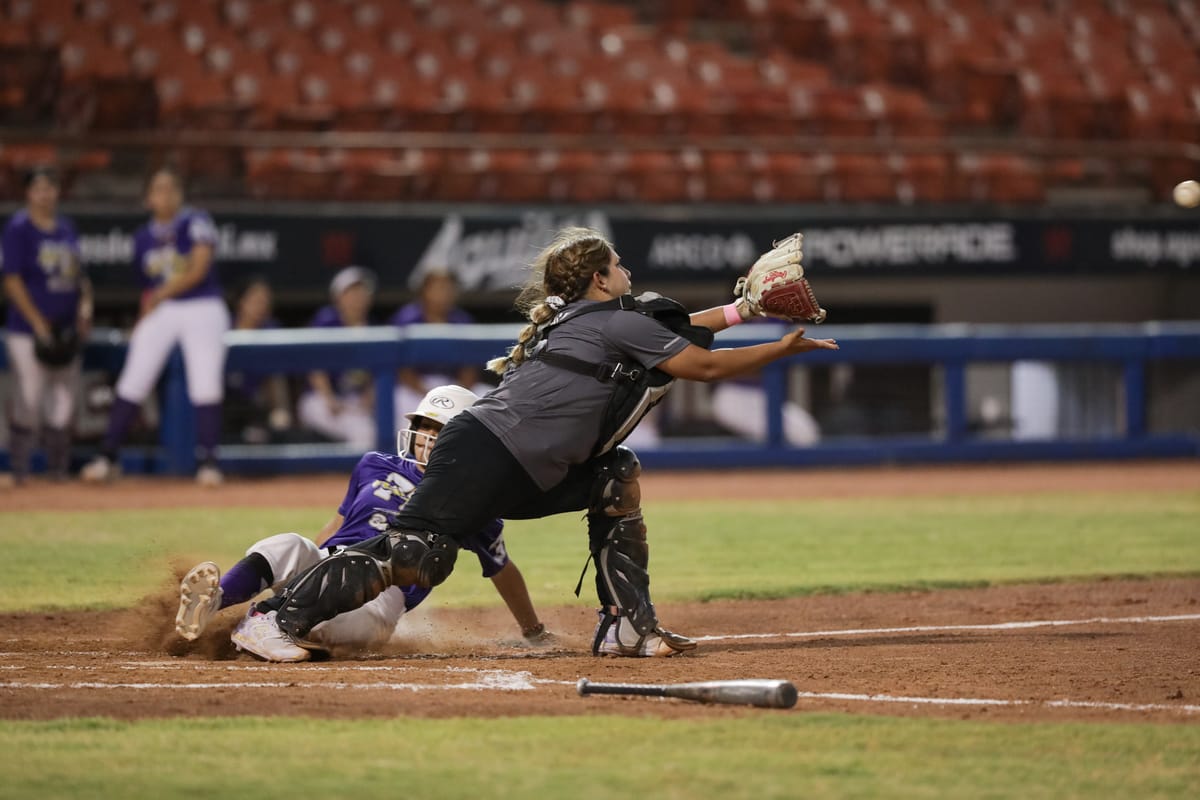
429, 395, 454, 409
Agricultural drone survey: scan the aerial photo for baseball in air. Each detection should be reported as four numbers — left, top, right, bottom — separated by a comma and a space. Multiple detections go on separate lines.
1173, 179, 1200, 208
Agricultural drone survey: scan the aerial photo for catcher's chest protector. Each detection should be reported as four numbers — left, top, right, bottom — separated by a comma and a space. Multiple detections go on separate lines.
529, 293, 714, 456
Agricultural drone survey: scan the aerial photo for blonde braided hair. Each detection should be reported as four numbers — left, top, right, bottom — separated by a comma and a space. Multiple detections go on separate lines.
487, 227, 615, 375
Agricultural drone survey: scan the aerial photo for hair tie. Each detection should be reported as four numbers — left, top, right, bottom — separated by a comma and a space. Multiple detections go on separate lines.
545, 295, 566, 310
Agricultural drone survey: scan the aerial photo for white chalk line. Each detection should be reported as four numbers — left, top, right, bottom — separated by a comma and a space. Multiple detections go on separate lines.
1, 677, 1195, 716
694, 613, 1200, 642
796, 691, 1200, 715
2, 614, 1197, 715
0, 669, 542, 693
5, 613, 1195, 660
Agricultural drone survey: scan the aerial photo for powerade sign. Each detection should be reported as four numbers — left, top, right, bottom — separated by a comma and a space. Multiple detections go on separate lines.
56, 210, 1198, 293
641, 224, 1017, 270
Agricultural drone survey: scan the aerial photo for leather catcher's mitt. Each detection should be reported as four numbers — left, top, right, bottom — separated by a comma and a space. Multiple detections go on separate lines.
34, 326, 81, 367
733, 233, 827, 323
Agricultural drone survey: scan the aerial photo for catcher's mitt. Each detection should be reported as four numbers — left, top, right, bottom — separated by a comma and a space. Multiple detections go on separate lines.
34, 326, 81, 367
733, 233, 827, 323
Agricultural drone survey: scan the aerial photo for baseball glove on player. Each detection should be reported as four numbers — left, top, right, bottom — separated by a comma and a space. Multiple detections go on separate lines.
734, 233, 827, 323
34, 326, 81, 367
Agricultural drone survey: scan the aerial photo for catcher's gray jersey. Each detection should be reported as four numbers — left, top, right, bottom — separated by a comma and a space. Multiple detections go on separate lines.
467, 298, 690, 489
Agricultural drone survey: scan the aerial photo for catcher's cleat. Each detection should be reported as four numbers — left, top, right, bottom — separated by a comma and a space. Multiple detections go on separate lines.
231, 609, 311, 662
593, 611, 697, 658
80, 455, 120, 483
175, 561, 224, 641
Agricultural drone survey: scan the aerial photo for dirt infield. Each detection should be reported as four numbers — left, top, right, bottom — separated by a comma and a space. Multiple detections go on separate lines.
1, 461, 1198, 724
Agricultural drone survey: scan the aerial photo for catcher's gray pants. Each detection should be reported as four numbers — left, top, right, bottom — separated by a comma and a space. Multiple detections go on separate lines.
4, 332, 80, 430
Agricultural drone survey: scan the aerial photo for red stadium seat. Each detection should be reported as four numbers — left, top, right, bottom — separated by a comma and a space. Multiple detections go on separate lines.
891, 153, 955, 204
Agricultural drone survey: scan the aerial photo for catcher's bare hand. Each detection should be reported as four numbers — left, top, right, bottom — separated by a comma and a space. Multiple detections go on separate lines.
780, 327, 838, 355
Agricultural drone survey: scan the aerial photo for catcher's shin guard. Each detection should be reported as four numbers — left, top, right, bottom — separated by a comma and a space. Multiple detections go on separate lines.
588, 447, 659, 640
272, 529, 458, 641
274, 550, 389, 641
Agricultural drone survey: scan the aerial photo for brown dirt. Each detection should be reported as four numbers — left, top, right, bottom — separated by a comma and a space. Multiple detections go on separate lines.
1, 460, 1198, 724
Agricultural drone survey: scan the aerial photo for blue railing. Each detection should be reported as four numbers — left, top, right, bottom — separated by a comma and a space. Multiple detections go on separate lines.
3, 322, 1199, 475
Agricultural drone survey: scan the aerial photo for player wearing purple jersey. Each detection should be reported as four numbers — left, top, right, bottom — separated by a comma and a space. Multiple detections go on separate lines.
390, 269, 485, 422
2, 167, 92, 484
174, 385, 548, 662
296, 265, 378, 450
81, 168, 230, 486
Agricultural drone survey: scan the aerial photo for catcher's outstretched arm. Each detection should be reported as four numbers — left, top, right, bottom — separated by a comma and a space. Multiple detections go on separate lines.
689, 300, 754, 333
660, 332, 838, 382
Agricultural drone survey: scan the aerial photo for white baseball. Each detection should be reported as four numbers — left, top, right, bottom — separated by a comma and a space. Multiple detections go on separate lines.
1173, 179, 1200, 208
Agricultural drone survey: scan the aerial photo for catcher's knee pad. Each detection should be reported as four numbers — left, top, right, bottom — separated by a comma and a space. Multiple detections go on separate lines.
386, 529, 459, 589
275, 551, 388, 640
591, 446, 642, 517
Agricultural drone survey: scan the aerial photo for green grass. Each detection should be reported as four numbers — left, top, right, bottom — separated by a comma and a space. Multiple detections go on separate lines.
1, 715, 1197, 800
0, 492, 1197, 612
2, 490, 1198, 799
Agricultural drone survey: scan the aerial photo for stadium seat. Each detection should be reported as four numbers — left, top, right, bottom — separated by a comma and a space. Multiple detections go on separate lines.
825, 153, 897, 203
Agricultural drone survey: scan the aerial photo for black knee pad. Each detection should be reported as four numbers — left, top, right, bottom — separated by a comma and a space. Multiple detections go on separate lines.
591, 446, 642, 517
275, 552, 388, 640
387, 529, 459, 588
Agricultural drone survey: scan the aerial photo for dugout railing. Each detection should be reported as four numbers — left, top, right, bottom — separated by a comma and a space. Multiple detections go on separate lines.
2, 322, 1199, 475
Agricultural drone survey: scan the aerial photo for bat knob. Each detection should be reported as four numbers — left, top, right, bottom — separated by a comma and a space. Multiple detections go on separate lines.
576, 678, 591, 696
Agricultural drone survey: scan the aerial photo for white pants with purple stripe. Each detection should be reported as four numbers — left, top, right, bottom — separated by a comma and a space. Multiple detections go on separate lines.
4, 332, 80, 430
115, 296, 230, 405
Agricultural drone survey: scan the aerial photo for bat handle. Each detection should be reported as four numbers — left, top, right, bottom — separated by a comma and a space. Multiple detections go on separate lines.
577, 679, 666, 698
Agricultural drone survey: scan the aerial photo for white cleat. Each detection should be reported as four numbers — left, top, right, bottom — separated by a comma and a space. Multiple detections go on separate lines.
195, 464, 224, 487
175, 561, 224, 641
80, 456, 119, 483
593, 612, 697, 658
231, 609, 312, 662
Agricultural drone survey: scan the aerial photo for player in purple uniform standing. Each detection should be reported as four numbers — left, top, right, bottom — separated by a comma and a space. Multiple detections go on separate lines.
174, 385, 549, 662
2, 167, 92, 483
81, 168, 230, 486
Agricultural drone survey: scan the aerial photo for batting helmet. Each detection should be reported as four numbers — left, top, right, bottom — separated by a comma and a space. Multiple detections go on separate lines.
397, 384, 479, 462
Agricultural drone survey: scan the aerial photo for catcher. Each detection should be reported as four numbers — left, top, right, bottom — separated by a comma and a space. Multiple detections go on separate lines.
174, 385, 550, 661
236, 228, 835, 659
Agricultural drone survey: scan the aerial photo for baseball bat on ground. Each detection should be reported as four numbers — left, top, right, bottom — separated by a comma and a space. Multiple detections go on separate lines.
576, 678, 798, 709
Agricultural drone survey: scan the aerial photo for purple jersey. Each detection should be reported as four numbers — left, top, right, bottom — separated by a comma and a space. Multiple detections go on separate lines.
389, 302, 474, 377
323, 450, 508, 610
132, 207, 220, 300
1, 210, 83, 334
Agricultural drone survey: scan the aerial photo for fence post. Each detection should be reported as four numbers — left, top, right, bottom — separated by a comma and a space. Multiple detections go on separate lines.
373, 368, 396, 453
944, 360, 968, 441
763, 364, 786, 447
159, 348, 195, 475
1122, 360, 1146, 437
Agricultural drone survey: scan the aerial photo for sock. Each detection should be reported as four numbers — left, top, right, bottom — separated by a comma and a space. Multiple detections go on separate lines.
42, 427, 71, 478
8, 425, 34, 481
103, 397, 141, 457
219, 552, 274, 608
194, 403, 222, 463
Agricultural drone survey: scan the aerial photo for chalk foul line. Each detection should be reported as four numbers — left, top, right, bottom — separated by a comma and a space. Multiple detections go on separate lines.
796, 691, 1200, 715
693, 613, 1200, 642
